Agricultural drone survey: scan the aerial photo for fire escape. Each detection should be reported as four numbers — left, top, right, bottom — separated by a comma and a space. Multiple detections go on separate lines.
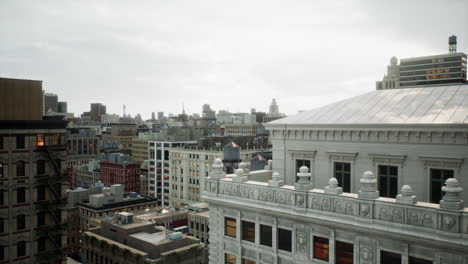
36, 145, 67, 262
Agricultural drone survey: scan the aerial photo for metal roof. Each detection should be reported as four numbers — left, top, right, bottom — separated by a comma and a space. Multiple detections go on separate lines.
270, 85, 468, 125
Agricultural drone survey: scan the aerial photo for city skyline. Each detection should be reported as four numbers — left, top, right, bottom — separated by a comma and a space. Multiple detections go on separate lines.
1, 0, 467, 119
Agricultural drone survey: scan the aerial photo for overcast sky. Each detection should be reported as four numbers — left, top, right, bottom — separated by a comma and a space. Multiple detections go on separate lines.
1, 0, 467, 119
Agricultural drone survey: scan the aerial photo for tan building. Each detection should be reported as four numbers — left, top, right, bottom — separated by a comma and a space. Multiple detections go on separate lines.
83, 212, 208, 264
0, 77, 43, 120
224, 124, 259, 136
189, 210, 209, 245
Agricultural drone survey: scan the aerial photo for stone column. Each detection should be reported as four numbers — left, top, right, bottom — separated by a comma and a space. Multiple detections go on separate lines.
295, 166, 313, 190
358, 171, 379, 200
440, 178, 464, 210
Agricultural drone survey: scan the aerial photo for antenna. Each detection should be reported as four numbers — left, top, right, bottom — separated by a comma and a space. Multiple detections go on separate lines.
449, 35, 457, 54
123, 104, 126, 117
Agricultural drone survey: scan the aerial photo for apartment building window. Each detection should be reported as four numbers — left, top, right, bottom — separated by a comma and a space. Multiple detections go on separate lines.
260, 224, 272, 247
225, 253, 236, 264
53, 134, 61, 145
378, 165, 398, 198
0, 218, 4, 233
243, 259, 256, 264
381, 250, 401, 264
242, 221, 255, 242
16, 161, 25, 177
37, 185, 46, 201
296, 159, 310, 181
313, 236, 329, 261
37, 160, 45, 175
36, 134, 45, 146
17, 214, 26, 230
430, 168, 454, 203
37, 211, 46, 227
0, 163, 3, 178
38, 237, 46, 252
17, 187, 25, 203
336, 241, 354, 264
0, 190, 3, 205
409, 256, 432, 264
0, 136, 3, 149
16, 135, 25, 149
225, 217, 237, 238
17, 241, 26, 257
277, 228, 292, 252
0, 245, 4, 260
334, 162, 351, 192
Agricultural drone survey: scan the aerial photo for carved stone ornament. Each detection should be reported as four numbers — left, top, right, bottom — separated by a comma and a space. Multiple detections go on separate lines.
360, 247, 372, 263
360, 204, 370, 217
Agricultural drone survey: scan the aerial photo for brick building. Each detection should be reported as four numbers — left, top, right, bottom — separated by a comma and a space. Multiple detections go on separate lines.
100, 153, 141, 193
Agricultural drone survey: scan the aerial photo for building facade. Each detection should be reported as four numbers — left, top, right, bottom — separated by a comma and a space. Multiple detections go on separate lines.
202, 159, 468, 264
100, 153, 141, 193
73, 161, 100, 188
66, 127, 100, 169
90, 103, 106, 122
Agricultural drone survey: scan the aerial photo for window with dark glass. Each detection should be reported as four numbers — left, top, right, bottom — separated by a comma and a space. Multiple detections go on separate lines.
37, 211, 46, 227
16, 135, 25, 149
17, 187, 25, 203
0, 218, 4, 233
313, 236, 329, 261
37, 185, 46, 201
16, 161, 25, 177
0, 245, 4, 260
334, 162, 351, 192
409, 256, 432, 264
38, 237, 46, 252
0, 189, 3, 205
242, 221, 255, 242
37, 160, 45, 175
36, 134, 45, 146
242, 259, 256, 264
54, 209, 61, 223
378, 165, 398, 198
17, 241, 26, 257
260, 224, 272, 247
296, 159, 310, 176
17, 214, 26, 230
381, 250, 401, 264
225, 217, 237, 238
0, 136, 3, 149
277, 228, 292, 252
336, 241, 353, 264
430, 168, 454, 203
225, 253, 236, 264
0, 163, 3, 177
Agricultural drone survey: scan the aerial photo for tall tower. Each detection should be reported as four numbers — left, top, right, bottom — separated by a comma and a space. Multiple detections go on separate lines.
269, 98, 279, 115
449, 35, 457, 54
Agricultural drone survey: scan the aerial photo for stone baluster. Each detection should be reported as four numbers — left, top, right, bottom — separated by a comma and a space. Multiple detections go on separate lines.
324, 178, 342, 195
232, 163, 248, 183
295, 166, 313, 190
396, 185, 417, 205
268, 172, 284, 187
264, 160, 272, 170
358, 171, 379, 200
440, 178, 464, 210
210, 158, 225, 180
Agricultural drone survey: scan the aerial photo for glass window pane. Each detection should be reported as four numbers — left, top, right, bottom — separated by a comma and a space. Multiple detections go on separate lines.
260, 225, 272, 247
381, 250, 401, 264
409, 256, 432, 264
336, 241, 353, 264
225, 217, 237, 238
242, 221, 255, 242
225, 253, 236, 264
277, 228, 292, 252
313, 236, 329, 261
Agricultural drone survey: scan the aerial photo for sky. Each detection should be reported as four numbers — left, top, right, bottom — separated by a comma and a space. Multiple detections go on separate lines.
1, 0, 467, 119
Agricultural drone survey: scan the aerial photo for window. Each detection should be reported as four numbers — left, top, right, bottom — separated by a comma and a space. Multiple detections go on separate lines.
296, 159, 310, 181
225, 253, 236, 264
430, 169, 454, 203
0, 218, 4, 233
55, 209, 62, 223
243, 259, 256, 264
277, 228, 292, 252
17, 187, 25, 203
55, 234, 62, 248
313, 236, 329, 261
378, 165, 398, 198
17, 241, 26, 257
225, 217, 236, 238
53, 134, 60, 145
0, 163, 3, 178
37, 185, 46, 201
37, 160, 45, 175
36, 134, 45, 146
16, 161, 25, 177
17, 214, 26, 230
260, 224, 272, 247
16, 135, 25, 149
37, 211, 46, 227
336, 241, 353, 264
0, 190, 3, 205
242, 221, 255, 242
38, 237, 46, 252
409, 257, 432, 264
381, 250, 401, 264
334, 162, 351, 192
0, 245, 4, 260
0, 136, 3, 149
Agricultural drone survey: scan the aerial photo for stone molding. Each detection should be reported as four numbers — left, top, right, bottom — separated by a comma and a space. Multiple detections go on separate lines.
288, 150, 316, 160
419, 156, 464, 168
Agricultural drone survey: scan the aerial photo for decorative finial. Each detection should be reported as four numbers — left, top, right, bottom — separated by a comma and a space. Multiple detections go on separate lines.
440, 178, 464, 210
358, 171, 379, 200
324, 177, 342, 195
396, 185, 416, 204
268, 172, 284, 187
295, 166, 313, 191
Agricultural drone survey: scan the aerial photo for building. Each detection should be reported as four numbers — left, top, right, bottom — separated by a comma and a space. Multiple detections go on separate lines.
57, 101, 67, 113
66, 127, 100, 168
131, 132, 160, 163
377, 36, 467, 90
202, 158, 468, 264
169, 145, 258, 207
0, 77, 68, 263
77, 184, 158, 232
0, 77, 43, 120
158, 111, 164, 121
224, 124, 261, 136
263, 98, 286, 123
90, 103, 106, 122
82, 212, 208, 264
104, 123, 137, 149
188, 202, 210, 245
73, 160, 101, 188
100, 153, 141, 193
44, 92, 59, 113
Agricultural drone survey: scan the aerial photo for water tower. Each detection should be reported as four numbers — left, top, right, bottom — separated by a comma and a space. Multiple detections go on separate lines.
223, 142, 241, 174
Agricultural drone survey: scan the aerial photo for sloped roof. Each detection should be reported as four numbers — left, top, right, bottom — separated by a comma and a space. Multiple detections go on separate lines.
270, 85, 468, 125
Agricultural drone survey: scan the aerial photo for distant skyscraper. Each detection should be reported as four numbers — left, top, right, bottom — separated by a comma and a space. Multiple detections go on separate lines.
157, 111, 164, 120
57, 101, 67, 113
263, 98, 285, 123
202, 104, 216, 119
44, 93, 58, 112
151, 112, 156, 120
90, 103, 106, 122
269, 98, 279, 115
